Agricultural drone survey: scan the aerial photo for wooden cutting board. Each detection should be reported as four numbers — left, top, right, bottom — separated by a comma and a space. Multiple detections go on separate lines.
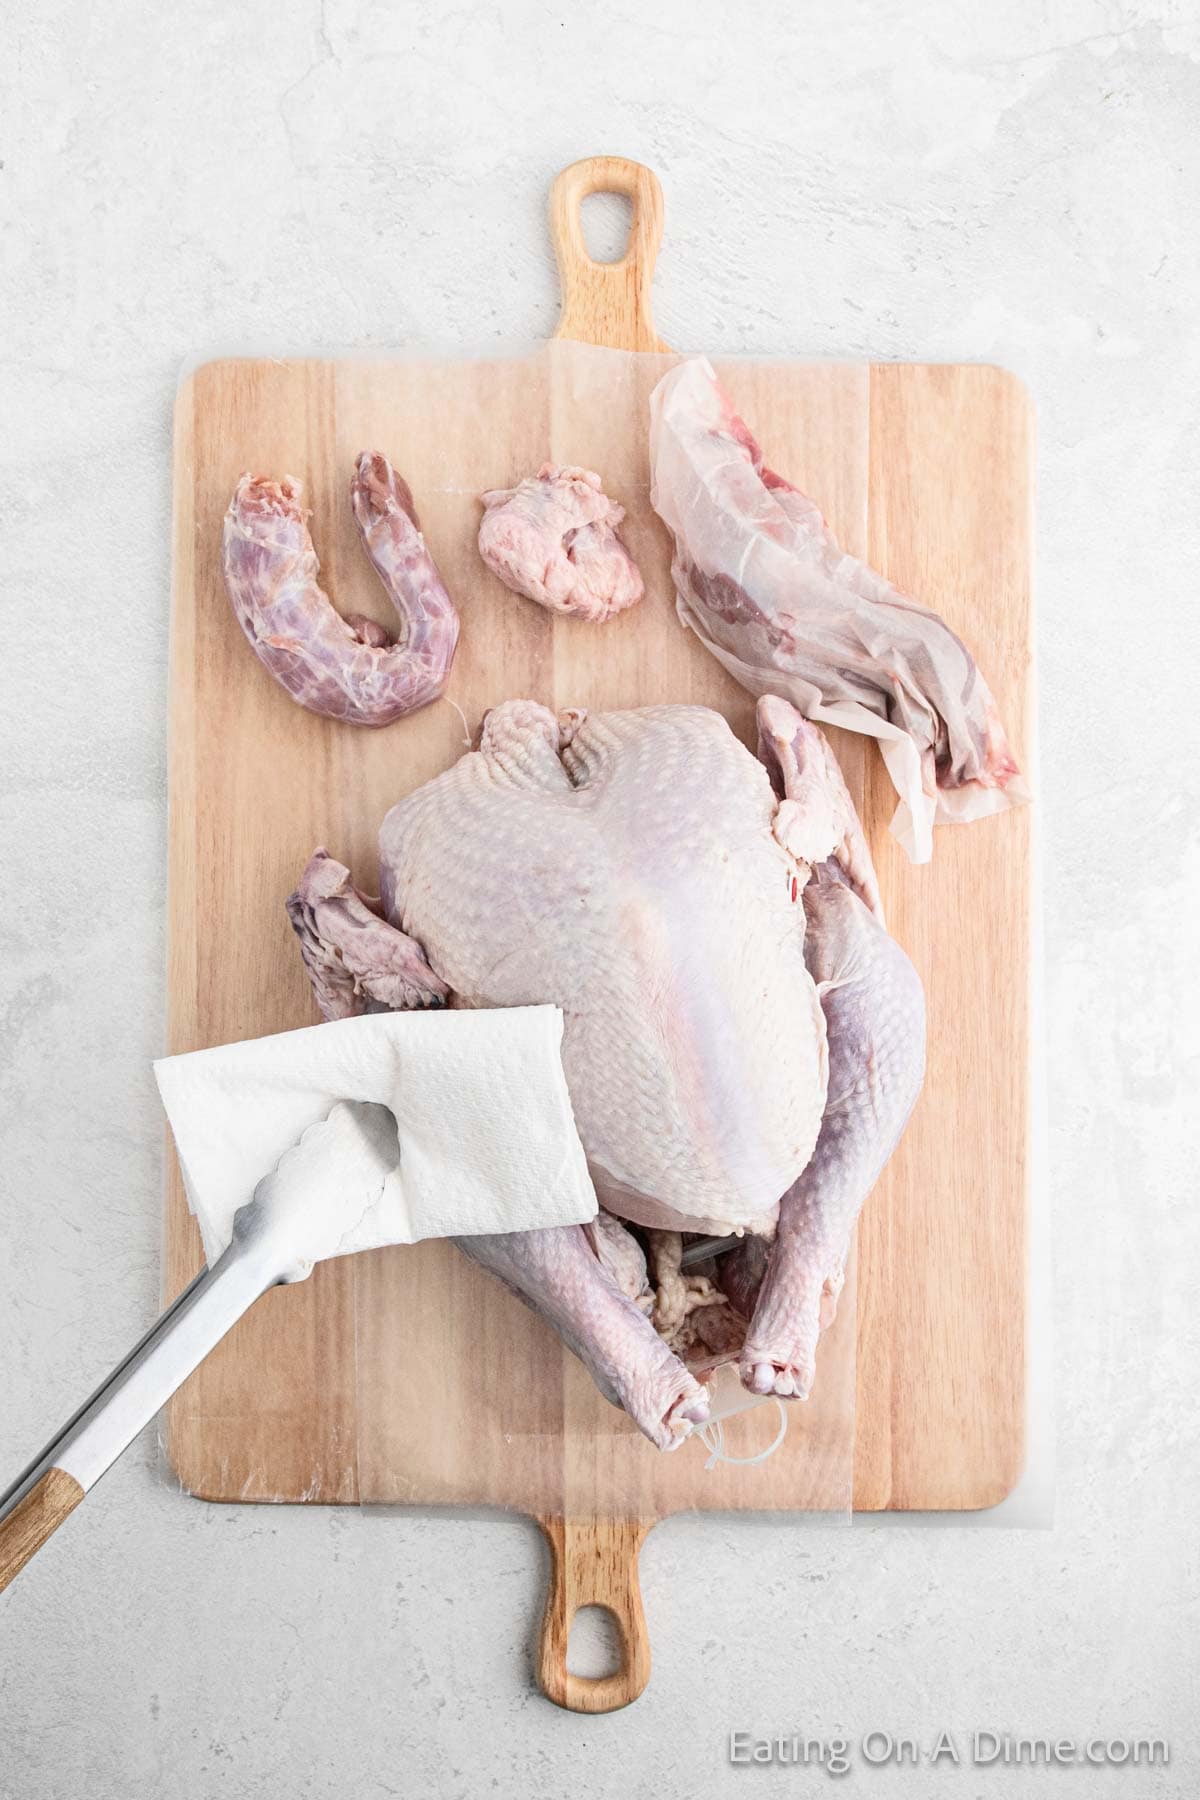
165, 157, 1032, 1711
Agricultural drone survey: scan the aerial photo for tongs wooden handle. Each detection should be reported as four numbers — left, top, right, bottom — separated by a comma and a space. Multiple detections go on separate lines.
0, 1215, 289, 1592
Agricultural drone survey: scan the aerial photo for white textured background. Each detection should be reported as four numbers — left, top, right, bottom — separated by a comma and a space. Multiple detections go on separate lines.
2, 1, 1197, 1794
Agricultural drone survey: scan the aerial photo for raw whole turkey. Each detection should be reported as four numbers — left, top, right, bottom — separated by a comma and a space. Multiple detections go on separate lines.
649, 357, 1028, 862
287, 698, 925, 1450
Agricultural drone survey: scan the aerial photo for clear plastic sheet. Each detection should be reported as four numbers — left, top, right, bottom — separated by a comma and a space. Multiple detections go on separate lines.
161, 338, 1044, 1529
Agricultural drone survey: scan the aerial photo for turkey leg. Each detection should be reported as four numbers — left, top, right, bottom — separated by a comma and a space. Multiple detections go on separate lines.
456, 1225, 710, 1451
740, 699, 926, 1399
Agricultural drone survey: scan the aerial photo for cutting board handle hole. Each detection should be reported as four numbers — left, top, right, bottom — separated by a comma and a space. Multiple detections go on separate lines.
565, 1603, 622, 1679
580, 191, 634, 265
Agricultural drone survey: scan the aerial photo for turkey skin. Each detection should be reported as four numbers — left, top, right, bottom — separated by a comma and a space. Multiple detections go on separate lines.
379, 701, 827, 1237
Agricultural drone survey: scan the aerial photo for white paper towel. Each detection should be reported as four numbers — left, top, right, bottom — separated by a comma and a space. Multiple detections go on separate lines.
154, 1006, 597, 1266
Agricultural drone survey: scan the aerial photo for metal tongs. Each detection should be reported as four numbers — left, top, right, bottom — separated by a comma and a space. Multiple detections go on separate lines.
679, 1234, 742, 1270
0, 1100, 398, 1593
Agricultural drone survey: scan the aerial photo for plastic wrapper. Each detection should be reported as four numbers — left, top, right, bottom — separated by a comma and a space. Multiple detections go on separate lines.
648, 355, 1030, 864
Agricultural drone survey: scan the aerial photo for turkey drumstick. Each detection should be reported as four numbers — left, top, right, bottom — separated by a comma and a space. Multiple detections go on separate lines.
456, 1225, 710, 1451
738, 699, 926, 1400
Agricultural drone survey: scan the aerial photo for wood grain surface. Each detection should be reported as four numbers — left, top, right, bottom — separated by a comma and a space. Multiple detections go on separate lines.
0, 1468, 84, 1594
537, 1516, 652, 1712
165, 157, 1031, 1708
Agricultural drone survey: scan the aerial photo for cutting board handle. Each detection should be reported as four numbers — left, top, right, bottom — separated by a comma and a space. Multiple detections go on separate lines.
536, 1516, 652, 1712
550, 156, 670, 354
